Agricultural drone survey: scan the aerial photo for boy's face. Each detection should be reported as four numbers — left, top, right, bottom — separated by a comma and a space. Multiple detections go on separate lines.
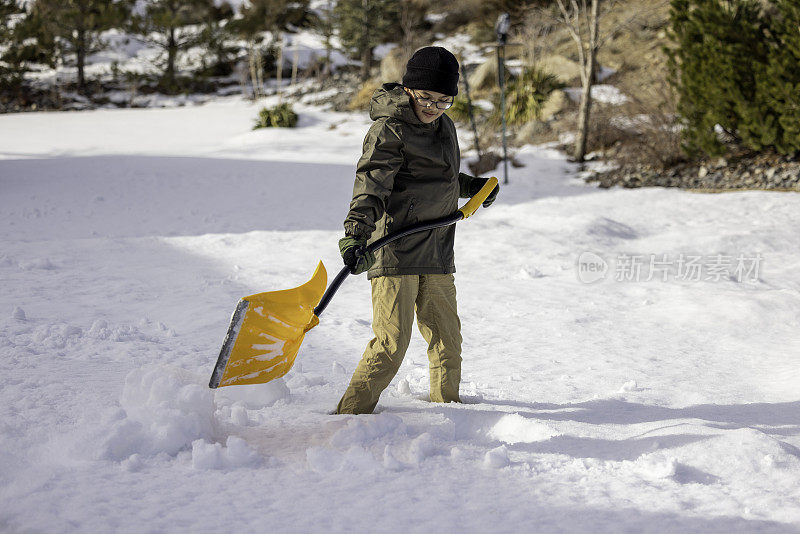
404, 87, 453, 124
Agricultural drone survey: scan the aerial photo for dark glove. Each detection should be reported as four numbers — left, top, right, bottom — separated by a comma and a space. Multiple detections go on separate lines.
468, 177, 499, 208
339, 235, 376, 275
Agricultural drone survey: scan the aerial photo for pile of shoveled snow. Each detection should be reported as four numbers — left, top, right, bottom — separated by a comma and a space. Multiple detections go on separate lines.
97, 366, 289, 470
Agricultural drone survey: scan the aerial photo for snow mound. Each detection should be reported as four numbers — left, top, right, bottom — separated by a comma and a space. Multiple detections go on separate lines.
88, 319, 159, 342
26, 322, 86, 351
619, 380, 641, 393
383, 445, 403, 471
409, 432, 437, 465
98, 366, 215, 461
330, 413, 406, 448
191, 436, 261, 470
630, 452, 679, 480
484, 445, 511, 469
306, 414, 411, 473
683, 428, 800, 480
487, 413, 561, 444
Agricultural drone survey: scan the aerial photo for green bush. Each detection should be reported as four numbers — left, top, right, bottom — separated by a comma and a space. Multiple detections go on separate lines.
495, 67, 563, 126
667, 0, 800, 156
253, 103, 299, 129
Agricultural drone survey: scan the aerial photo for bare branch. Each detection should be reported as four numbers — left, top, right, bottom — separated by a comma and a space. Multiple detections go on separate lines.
555, 0, 583, 48
596, 0, 670, 48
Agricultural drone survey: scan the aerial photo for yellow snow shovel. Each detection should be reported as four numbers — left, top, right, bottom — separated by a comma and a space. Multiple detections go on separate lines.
208, 177, 499, 389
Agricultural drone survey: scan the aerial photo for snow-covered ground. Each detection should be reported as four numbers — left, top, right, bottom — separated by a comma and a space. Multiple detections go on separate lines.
1, 96, 800, 533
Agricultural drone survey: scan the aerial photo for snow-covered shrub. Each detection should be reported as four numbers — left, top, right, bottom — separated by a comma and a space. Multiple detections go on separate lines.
253, 103, 298, 129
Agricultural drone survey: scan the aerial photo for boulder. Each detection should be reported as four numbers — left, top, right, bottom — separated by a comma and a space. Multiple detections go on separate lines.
380, 48, 407, 84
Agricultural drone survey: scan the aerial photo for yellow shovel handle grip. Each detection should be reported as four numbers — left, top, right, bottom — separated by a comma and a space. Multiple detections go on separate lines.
458, 176, 498, 219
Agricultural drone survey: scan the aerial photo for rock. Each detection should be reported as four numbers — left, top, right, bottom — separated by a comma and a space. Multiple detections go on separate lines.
538, 54, 582, 83
539, 90, 567, 122
467, 55, 513, 91
467, 152, 502, 176
380, 48, 406, 85
515, 120, 550, 144
589, 149, 800, 191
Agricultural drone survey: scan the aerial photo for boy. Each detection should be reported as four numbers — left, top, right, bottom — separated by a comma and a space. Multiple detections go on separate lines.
336, 46, 498, 415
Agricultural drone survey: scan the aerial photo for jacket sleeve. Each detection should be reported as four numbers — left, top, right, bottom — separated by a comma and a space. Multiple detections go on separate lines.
343, 119, 404, 239
458, 172, 475, 198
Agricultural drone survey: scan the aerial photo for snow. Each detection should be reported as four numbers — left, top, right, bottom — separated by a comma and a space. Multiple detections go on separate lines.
565, 84, 630, 105
432, 33, 485, 66
1, 95, 800, 532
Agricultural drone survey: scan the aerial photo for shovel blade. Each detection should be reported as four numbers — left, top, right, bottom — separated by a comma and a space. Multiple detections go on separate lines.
209, 262, 327, 388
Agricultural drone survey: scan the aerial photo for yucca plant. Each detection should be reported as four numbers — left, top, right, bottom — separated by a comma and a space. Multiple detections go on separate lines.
497, 67, 563, 126
253, 103, 299, 129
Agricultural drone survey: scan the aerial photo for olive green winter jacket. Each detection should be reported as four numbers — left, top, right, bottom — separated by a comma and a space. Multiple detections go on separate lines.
343, 83, 475, 279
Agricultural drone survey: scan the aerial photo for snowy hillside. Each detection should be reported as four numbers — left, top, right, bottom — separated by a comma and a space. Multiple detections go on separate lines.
1, 96, 800, 533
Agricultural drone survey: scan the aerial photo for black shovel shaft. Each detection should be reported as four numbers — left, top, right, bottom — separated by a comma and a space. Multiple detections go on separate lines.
312, 211, 464, 317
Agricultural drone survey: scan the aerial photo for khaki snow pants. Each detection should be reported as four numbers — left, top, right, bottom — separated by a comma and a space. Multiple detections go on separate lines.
335, 274, 462, 415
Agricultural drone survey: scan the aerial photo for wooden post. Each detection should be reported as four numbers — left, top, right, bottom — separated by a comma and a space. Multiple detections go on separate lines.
276, 34, 283, 103
291, 46, 299, 88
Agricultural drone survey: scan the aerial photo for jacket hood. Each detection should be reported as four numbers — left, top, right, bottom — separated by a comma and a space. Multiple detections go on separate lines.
369, 83, 430, 126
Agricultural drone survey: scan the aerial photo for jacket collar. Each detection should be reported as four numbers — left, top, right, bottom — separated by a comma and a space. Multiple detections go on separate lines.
369, 82, 438, 129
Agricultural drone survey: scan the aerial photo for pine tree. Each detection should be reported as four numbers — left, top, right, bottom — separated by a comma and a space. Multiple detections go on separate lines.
310, 0, 337, 78
129, 0, 212, 93
226, 0, 311, 98
1, 1, 59, 98
666, 0, 769, 156
761, 0, 800, 154
29, 0, 128, 95
334, 0, 399, 82
195, 0, 237, 78
0, 0, 29, 92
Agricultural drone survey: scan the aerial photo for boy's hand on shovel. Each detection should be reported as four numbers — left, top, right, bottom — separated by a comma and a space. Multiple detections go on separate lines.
339, 236, 376, 275
468, 177, 500, 207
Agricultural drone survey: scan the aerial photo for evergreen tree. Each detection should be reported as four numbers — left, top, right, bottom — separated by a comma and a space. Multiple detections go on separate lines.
195, 0, 237, 78
29, 0, 128, 94
1, 1, 59, 96
229, 0, 311, 44
761, 0, 800, 154
129, 0, 211, 93
334, 0, 399, 82
666, 0, 769, 156
310, 0, 337, 78
227, 0, 311, 98
0, 0, 29, 92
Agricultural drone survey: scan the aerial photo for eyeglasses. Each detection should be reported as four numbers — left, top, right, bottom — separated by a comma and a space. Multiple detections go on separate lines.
408, 89, 454, 110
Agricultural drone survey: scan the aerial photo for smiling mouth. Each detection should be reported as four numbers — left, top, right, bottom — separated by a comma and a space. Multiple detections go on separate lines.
423, 110, 437, 116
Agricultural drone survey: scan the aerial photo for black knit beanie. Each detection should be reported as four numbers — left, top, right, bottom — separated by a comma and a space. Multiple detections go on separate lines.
402, 46, 460, 97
